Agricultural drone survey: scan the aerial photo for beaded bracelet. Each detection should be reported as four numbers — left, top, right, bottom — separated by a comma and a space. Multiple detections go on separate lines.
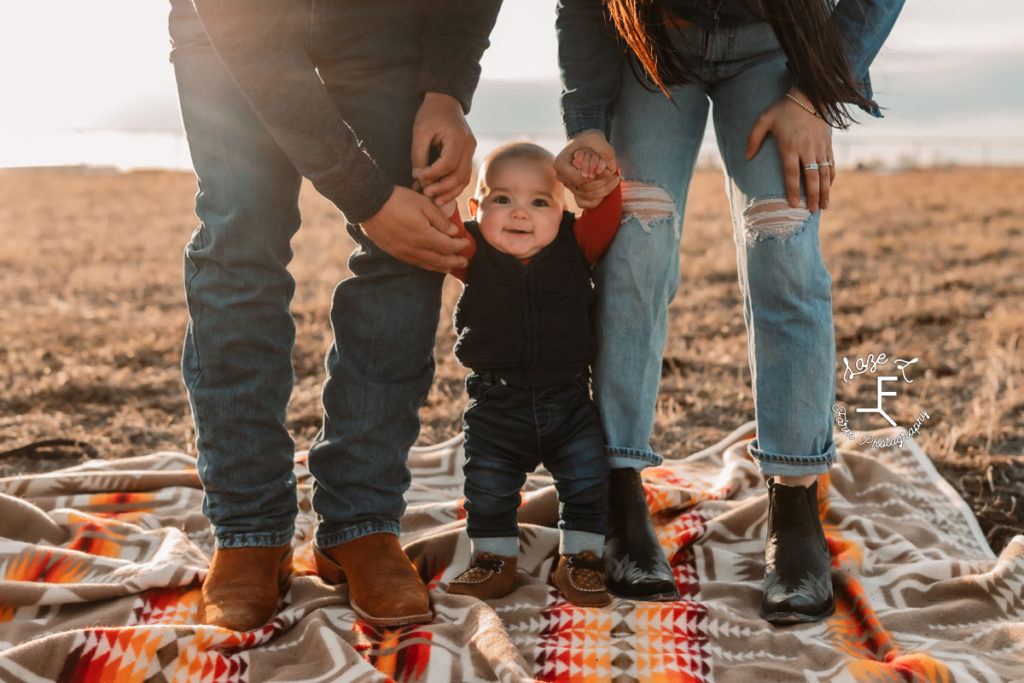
785, 91, 822, 119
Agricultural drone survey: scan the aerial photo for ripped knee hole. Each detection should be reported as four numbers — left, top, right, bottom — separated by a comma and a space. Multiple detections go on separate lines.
743, 199, 811, 240
621, 180, 677, 232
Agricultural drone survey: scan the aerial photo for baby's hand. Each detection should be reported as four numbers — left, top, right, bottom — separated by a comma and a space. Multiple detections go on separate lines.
571, 147, 612, 180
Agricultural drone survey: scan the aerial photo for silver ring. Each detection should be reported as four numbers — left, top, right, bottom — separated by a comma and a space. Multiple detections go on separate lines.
804, 162, 819, 171
821, 160, 834, 167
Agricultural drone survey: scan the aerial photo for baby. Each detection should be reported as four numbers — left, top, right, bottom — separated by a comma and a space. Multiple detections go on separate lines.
445, 142, 621, 607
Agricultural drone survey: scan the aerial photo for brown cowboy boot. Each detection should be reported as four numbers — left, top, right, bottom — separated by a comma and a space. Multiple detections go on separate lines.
552, 551, 611, 607
447, 552, 518, 600
198, 543, 293, 631
314, 533, 433, 627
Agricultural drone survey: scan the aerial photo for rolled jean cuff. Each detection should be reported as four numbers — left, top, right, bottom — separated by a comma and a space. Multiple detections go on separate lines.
748, 438, 835, 477
560, 530, 605, 557
216, 528, 294, 550
316, 519, 401, 549
607, 446, 663, 471
471, 536, 520, 558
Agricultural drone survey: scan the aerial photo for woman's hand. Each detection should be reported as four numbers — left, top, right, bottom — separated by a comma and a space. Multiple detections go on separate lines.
555, 130, 620, 208
745, 88, 836, 213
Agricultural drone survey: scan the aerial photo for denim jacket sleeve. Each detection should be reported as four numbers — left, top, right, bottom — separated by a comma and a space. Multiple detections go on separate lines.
191, 0, 392, 225
832, 0, 906, 117
556, 0, 625, 140
418, 0, 502, 114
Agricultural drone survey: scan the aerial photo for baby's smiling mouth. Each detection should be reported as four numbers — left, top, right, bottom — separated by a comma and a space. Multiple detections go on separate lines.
504, 228, 531, 235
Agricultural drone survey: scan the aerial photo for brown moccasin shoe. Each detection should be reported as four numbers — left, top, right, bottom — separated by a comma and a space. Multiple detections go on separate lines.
446, 552, 518, 600
198, 542, 293, 631
314, 533, 433, 627
552, 551, 611, 607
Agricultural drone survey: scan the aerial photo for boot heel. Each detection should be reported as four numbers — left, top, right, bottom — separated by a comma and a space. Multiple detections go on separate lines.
278, 546, 294, 588
313, 544, 347, 584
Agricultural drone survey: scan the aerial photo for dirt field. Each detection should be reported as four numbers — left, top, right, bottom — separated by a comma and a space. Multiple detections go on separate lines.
1, 166, 1021, 552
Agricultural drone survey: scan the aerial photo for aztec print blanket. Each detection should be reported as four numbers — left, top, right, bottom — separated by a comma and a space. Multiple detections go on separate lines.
1, 423, 1022, 682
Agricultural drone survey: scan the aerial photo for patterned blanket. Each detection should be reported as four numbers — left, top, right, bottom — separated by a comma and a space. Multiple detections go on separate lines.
1, 423, 1022, 682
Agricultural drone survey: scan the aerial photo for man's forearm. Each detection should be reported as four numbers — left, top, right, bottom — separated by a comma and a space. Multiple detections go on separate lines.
191, 0, 392, 224
418, 0, 503, 114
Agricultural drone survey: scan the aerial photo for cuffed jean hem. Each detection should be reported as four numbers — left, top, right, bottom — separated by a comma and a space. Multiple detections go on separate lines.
560, 530, 605, 557
316, 519, 401, 549
748, 439, 836, 477
471, 536, 520, 558
216, 528, 295, 550
607, 446, 663, 471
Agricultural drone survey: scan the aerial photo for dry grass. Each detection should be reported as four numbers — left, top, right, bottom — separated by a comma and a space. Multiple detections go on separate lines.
1, 166, 1022, 550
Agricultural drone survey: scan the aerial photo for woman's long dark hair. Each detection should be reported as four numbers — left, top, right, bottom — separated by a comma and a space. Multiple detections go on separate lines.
604, 0, 876, 128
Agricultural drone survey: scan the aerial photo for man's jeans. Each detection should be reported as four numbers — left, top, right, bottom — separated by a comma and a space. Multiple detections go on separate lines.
596, 22, 837, 476
462, 373, 608, 555
169, 0, 444, 549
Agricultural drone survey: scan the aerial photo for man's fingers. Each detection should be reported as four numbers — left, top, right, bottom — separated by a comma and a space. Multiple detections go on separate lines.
416, 228, 469, 256
410, 230, 470, 270
438, 199, 458, 219
423, 172, 468, 204
421, 200, 458, 236
418, 135, 462, 185
421, 133, 474, 203
410, 129, 434, 177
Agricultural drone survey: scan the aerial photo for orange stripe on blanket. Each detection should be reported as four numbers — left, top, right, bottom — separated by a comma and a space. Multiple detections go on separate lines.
821, 478, 953, 682
66, 521, 125, 558
86, 492, 158, 515
4, 549, 90, 584
353, 622, 435, 680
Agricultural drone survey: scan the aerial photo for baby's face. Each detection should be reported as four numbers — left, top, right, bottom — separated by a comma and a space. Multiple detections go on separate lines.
475, 159, 565, 260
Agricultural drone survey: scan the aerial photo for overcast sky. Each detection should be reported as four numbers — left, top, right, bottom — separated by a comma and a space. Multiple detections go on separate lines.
1, 1, 1022, 164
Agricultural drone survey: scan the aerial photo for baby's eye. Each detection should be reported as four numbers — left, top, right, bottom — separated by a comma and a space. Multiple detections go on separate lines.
492, 195, 510, 204
531, 199, 549, 207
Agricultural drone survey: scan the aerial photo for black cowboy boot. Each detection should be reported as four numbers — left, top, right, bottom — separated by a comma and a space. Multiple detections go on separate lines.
604, 468, 680, 601
761, 478, 835, 624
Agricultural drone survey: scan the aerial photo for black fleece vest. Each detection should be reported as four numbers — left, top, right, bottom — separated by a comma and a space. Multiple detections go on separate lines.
453, 212, 597, 387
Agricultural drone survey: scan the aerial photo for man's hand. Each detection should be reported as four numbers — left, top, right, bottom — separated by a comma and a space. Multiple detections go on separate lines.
360, 186, 470, 272
411, 92, 475, 206
555, 130, 620, 208
746, 88, 836, 213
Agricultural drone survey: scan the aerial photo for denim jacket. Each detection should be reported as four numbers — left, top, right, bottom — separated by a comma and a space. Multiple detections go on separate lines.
557, 0, 905, 139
